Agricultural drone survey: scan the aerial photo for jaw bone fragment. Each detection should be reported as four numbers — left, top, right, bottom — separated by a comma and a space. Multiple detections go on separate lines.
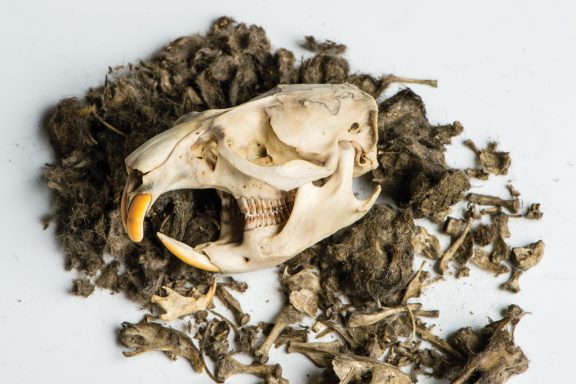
121, 83, 380, 273
150, 280, 217, 321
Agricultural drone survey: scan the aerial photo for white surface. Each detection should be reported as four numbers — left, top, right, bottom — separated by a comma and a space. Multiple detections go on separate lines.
0, 0, 574, 383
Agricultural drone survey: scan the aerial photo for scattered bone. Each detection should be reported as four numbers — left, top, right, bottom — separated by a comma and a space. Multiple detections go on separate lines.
151, 280, 216, 321
200, 318, 231, 361
465, 167, 490, 180
215, 354, 287, 383
332, 354, 412, 384
464, 139, 511, 175
438, 211, 475, 274
221, 276, 248, 292
215, 284, 250, 326
415, 326, 464, 360
452, 326, 528, 384
287, 340, 342, 367
456, 266, 470, 278
493, 213, 511, 238
467, 193, 520, 214
443, 216, 465, 237
525, 203, 543, 220
501, 270, 523, 293
255, 304, 304, 363
480, 206, 503, 216
490, 235, 510, 263
412, 226, 441, 259
119, 321, 203, 373
274, 327, 308, 348
507, 184, 521, 197
511, 240, 545, 271
283, 267, 321, 317
401, 262, 426, 304
471, 248, 509, 276
287, 341, 412, 383
348, 303, 434, 328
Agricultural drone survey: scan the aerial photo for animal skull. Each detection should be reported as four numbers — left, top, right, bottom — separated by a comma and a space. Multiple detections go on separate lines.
121, 83, 381, 273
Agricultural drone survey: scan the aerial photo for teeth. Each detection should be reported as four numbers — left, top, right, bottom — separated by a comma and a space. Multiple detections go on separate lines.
236, 194, 294, 231
248, 198, 257, 214
255, 199, 263, 214
238, 197, 249, 213
157, 232, 220, 272
126, 193, 152, 242
262, 199, 272, 212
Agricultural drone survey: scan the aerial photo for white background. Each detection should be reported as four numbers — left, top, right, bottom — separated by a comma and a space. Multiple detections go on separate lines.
1, 1, 574, 383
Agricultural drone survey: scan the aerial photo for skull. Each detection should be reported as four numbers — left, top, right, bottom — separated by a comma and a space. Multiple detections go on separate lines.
121, 84, 381, 273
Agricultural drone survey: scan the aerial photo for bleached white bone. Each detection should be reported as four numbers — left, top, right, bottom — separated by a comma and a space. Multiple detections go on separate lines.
122, 84, 380, 273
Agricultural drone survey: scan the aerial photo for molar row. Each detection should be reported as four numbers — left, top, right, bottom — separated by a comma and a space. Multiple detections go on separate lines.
244, 210, 289, 231
237, 193, 294, 216
237, 192, 295, 231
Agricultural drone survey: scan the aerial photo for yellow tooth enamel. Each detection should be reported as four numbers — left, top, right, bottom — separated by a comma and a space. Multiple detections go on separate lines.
127, 193, 152, 242
157, 232, 220, 272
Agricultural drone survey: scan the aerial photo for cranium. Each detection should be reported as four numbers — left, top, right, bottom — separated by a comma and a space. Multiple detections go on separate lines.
120, 83, 381, 273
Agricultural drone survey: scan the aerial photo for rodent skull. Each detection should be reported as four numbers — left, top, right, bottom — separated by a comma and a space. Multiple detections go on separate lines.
121, 83, 380, 273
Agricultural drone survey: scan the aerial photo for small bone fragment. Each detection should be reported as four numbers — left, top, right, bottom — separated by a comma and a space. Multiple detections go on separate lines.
283, 267, 321, 317
215, 284, 250, 326
215, 354, 286, 383
467, 193, 520, 214
511, 240, 545, 271
348, 304, 423, 328
471, 248, 509, 276
412, 227, 441, 259
332, 355, 412, 384
490, 235, 510, 263
378, 74, 438, 90
493, 213, 511, 238
274, 327, 308, 348
501, 270, 523, 293
480, 206, 502, 215
437, 213, 475, 274
221, 276, 248, 292
525, 203, 543, 219
464, 139, 511, 175
286, 341, 411, 383
507, 184, 521, 197
465, 168, 490, 180
456, 266, 470, 278
443, 217, 465, 237
452, 329, 528, 384
119, 321, 203, 373
287, 340, 342, 367
415, 326, 464, 360
151, 280, 216, 321
255, 304, 303, 363
401, 262, 426, 304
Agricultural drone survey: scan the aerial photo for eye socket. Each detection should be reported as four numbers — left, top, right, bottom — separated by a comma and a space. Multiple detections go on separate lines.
348, 122, 360, 133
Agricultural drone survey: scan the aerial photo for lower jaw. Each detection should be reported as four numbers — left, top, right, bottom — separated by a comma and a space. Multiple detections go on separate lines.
134, 188, 296, 273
